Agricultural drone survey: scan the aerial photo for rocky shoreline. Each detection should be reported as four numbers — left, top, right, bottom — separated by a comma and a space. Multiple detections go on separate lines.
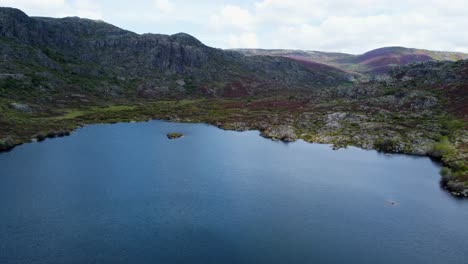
0, 109, 467, 198
212, 120, 468, 197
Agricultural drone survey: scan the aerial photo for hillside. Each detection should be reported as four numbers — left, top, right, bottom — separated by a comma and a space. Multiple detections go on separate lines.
389, 60, 468, 120
0, 7, 350, 106
234, 47, 468, 75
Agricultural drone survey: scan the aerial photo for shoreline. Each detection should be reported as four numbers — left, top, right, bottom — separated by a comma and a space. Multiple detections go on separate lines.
1, 117, 466, 198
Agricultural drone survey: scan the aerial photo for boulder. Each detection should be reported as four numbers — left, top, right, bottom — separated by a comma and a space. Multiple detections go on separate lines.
10, 102, 32, 112
167, 133, 184, 139
261, 125, 297, 142
0, 137, 15, 151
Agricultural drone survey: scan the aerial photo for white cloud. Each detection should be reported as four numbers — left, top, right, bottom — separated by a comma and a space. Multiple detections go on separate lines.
60, 0, 102, 19
0, 0, 65, 13
206, 0, 468, 53
228, 32, 259, 48
154, 0, 173, 13
0, 0, 102, 20
266, 11, 468, 53
209, 5, 255, 31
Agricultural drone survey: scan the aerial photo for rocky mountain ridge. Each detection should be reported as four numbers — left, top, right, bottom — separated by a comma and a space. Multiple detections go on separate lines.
0, 7, 351, 104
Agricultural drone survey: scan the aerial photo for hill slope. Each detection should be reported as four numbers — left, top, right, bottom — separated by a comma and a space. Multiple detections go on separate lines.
234, 47, 468, 75
0, 7, 351, 105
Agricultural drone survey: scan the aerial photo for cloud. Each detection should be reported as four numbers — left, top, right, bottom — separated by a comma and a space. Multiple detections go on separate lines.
206, 0, 468, 53
60, 0, 102, 19
228, 32, 259, 48
207, 5, 257, 48
0, 0, 65, 12
154, 0, 173, 13
209, 5, 255, 31
0, 0, 102, 19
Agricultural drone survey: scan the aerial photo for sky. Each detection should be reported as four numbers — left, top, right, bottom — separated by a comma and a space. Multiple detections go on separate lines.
1, 0, 467, 54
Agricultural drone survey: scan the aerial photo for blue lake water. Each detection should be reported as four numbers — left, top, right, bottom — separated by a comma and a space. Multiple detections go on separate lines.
1, 120, 467, 264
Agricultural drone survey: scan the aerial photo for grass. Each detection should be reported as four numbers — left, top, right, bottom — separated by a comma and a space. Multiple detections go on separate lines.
51, 105, 138, 120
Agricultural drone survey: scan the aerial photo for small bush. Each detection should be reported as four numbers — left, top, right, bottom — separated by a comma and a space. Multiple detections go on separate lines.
374, 138, 398, 153
448, 161, 468, 173
36, 133, 46, 141
430, 136, 455, 159
441, 119, 464, 136
0, 137, 15, 150
440, 167, 452, 177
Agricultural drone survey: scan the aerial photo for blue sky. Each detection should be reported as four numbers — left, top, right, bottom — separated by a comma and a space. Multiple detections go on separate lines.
1, 0, 467, 54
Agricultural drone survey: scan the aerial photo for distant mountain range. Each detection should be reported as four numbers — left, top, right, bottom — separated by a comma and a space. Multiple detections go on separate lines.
232, 47, 468, 75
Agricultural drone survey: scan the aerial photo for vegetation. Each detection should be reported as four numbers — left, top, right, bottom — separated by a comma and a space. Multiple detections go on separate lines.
430, 136, 456, 159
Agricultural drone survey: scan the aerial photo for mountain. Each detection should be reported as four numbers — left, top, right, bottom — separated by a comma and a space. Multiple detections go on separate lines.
0, 7, 351, 105
233, 47, 468, 75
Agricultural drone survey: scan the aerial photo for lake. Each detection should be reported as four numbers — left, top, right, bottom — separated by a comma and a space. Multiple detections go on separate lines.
1, 121, 467, 264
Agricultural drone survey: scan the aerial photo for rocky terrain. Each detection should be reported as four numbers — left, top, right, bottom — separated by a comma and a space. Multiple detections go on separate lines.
0, 7, 467, 196
0, 7, 350, 102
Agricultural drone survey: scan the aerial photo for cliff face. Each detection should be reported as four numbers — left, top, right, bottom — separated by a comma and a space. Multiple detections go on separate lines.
0, 7, 351, 102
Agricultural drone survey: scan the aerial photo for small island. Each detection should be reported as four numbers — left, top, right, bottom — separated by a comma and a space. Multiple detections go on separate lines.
167, 133, 184, 139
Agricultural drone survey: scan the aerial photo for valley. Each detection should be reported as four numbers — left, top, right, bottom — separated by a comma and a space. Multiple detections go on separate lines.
0, 7, 467, 196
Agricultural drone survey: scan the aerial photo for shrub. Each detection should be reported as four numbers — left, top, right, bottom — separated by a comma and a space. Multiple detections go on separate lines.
36, 133, 46, 141
440, 167, 452, 177
430, 136, 455, 159
374, 138, 398, 153
441, 119, 464, 136
0, 137, 14, 150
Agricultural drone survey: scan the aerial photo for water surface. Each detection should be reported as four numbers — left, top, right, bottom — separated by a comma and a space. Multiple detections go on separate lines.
1, 121, 467, 264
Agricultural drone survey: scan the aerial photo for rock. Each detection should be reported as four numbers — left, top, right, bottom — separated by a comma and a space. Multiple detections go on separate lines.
10, 102, 32, 112
36, 130, 70, 141
220, 122, 250, 131
0, 137, 15, 151
167, 133, 184, 139
261, 125, 297, 142
0, 73, 25, 80
446, 181, 466, 195
47, 131, 58, 138
463, 189, 468, 197
35, 133, 46, 141
176, 79, 186, 86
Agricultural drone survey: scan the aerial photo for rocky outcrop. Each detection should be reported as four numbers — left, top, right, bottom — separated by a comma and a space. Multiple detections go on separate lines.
261, 125, 297, 142
0, 137, 15, 151
10, 102, 32, 112
0, 7, 351, 101
167, 133, 184, 139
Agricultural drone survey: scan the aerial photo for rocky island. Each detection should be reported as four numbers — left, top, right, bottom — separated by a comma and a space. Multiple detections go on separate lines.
0, 7, 467, 196
167, 133, 184, 139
